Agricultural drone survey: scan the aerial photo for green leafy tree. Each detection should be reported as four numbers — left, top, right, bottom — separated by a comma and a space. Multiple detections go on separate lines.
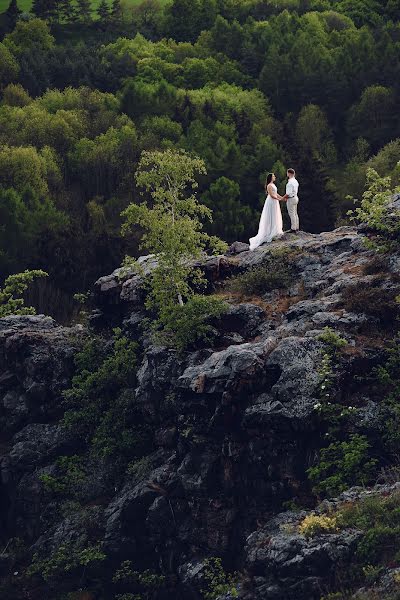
295, 103, 336, 164
2, 83, 32, 107
3, 18, 55, 57
0, 270, 48, 317
122, 149, 227, 342
347, 86, 397, 151
202, 176, 254, 242
0, 42, 19, 90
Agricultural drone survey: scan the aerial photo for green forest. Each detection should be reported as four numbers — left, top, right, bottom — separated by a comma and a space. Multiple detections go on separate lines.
0, 0, 399, 318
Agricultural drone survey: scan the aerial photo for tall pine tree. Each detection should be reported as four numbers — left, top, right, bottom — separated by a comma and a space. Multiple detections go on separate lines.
75, 0, 92, 23
32, 0, 59, 20
57, 0, 74, 23
97, 0, 110, 24
5, 0, 21, 30
110, 0, 123, 25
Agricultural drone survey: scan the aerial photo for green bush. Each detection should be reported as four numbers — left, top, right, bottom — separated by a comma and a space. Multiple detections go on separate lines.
112, 560, 165, 600
62, 330, 151, 460
317, 327, 348, 353
227, 249, 298, 297
307, 434, 378, 498
348, 168, 400, 251
201, 558, 238, 600
298, 514, 338, 538
0, 269, 47, 317
158, 294, 227, 351
39, 456, 86, 498
339, 492, 400, 566
27, 542, 106, 582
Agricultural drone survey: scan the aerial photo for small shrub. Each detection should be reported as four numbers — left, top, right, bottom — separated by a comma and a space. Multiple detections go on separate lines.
307, 434, 378, 498
318, 327, 348, 353
158, 294, 227, 352
322, 493, 400, 600
112, 560, 165, 599
227, 248, 298, 297
299, 514, 338, 538
201, 558, 239, 600
338, 492, 400, 566
0, 269, 48, 317
341, 285, 398, 325
363, 254, 389, 275
348, 167, 400, 251
27, 542, 105, 582
39, 456, 86, 498
362, 564, 384, 584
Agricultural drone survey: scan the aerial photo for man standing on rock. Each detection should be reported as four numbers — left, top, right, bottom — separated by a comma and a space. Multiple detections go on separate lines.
283, 168, 300, 232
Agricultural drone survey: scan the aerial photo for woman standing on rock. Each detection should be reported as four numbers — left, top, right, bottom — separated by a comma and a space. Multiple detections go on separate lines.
249, 173, 286, 251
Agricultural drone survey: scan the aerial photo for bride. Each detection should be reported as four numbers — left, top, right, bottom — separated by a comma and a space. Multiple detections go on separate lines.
249, 173, 286, 251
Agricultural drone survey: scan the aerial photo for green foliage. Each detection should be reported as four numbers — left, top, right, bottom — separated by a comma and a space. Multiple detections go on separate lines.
375, 338, 400, 460
3, 18, 54, 56
27, 542, 106, 582
122, 149, 227, 346
0, 42, 19, 88
317, 327, 348, 353
201, 557, 238, 600
348, 168, 400, 250
307, 434, 378, 498
315, 328, 348, 413
227, 248, 298, 297
202, 176, 255, 243
39, 456, 86, 497
338, 492, 400, 567
156, 293, 227, 351
112, 560, 165, 600
0, 269, 47, 317
347, 86, 396, 150
62, 330, 150, 460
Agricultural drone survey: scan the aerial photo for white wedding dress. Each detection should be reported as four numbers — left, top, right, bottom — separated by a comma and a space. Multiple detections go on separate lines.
249, 184, 283, 251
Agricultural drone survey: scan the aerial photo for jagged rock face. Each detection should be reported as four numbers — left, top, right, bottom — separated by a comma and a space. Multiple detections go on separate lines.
0, 227, 399, 599
0, 318, 83, 544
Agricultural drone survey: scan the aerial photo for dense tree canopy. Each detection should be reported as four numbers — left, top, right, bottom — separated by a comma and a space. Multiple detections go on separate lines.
0, 0, 399, 316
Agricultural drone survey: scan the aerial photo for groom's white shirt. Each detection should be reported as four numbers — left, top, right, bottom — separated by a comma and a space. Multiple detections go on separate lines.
286, 177, 299, 198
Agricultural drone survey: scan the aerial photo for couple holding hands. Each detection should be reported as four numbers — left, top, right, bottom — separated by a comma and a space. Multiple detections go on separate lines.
249, 168, 300, 251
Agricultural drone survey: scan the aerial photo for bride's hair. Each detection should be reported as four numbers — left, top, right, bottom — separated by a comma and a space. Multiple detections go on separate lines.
265, 173, 274, 191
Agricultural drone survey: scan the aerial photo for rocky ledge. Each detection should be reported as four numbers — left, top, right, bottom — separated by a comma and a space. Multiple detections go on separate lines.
1, 227, 399, 599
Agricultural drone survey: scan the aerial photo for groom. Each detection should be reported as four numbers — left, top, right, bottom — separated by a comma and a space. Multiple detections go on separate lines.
283, 168, 300, 232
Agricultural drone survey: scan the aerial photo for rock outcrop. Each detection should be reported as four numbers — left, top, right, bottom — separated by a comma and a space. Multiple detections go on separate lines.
1, 227, 399, 599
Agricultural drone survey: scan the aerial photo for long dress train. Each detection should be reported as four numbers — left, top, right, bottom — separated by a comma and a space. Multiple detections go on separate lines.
249, 184, 283, 251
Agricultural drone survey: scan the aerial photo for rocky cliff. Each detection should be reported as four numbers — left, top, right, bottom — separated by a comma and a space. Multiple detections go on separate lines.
1, 227, 400, 600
